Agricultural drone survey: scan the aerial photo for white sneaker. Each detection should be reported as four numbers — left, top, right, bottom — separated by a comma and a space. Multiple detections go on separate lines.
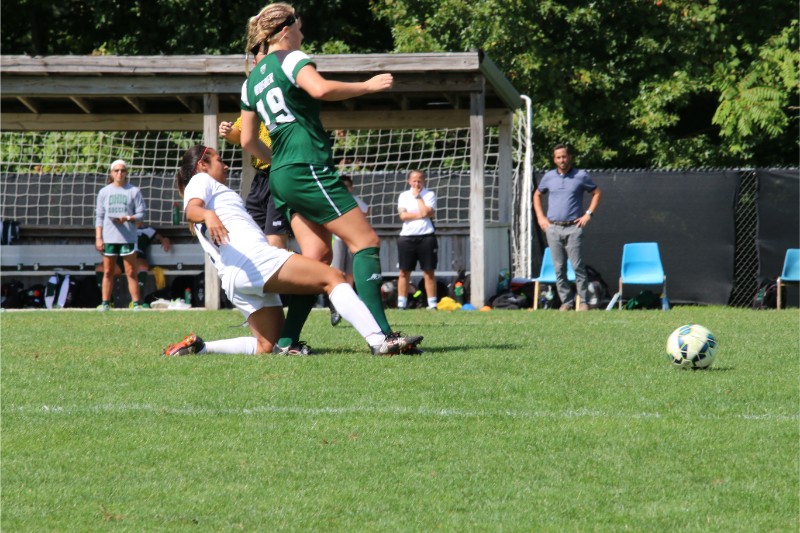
149, 298, 171, 309
168, 299, 192, 310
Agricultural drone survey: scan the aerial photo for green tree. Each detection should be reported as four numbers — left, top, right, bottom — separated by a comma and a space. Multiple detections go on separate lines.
372, 0, 798, 168
712, 21, 799, 162
3, 0, 796, 167
0, 0, 392, 55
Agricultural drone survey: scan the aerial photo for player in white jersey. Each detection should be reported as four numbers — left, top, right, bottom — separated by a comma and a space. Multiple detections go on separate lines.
163, 145, 422, 357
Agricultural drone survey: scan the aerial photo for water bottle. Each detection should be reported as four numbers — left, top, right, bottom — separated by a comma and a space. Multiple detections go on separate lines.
454, 281, 464, 304
661, 292, 670, 311
184, 288, 192, 305
172, 202, 181, 225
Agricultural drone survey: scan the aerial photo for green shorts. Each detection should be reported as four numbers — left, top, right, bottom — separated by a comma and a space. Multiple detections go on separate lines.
270, 164, 358, 225
103, 243, 136, 256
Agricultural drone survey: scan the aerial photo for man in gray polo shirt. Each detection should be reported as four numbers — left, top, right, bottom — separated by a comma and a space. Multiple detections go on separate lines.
533, 144, 602, 311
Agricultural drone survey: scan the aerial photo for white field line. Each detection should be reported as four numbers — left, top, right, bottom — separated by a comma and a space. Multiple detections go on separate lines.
4, 403, 798, 422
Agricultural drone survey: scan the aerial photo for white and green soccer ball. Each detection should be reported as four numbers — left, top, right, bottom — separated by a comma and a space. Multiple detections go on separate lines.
666, 324, 718, 369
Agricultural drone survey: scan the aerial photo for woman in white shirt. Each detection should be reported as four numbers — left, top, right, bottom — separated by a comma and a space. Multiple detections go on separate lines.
397, 170, 438, 310
163, 145, 422, 357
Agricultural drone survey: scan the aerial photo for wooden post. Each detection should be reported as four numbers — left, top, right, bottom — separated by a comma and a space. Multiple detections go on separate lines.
469, 89, 485, 308
239, 163, 256, 202
203, 93, 221, 310
498, 113, 513, 225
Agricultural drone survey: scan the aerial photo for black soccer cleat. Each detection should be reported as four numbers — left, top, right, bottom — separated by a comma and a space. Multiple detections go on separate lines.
371, 332, 424, 356
272, 341, 315, 356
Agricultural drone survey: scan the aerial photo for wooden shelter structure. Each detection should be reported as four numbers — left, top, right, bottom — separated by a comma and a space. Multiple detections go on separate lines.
1, 52, 522, 308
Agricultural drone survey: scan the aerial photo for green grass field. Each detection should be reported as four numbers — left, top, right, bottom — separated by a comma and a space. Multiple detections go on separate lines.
2, 307, 798, 532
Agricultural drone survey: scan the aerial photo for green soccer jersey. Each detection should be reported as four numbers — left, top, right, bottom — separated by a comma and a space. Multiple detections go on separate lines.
240, 50, 333, 171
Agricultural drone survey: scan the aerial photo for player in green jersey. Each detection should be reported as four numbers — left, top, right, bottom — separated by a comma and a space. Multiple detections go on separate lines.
238, 3, 421, 352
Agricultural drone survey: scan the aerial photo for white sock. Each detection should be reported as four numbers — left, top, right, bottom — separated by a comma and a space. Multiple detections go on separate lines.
329, 283, 385, 347
427, 297, 437, 308
397, 296, 407, 309
203, 337, 258, 355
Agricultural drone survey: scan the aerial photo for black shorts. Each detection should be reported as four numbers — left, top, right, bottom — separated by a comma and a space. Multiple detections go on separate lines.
397, 234, 438, 272
245, 168, 291, 236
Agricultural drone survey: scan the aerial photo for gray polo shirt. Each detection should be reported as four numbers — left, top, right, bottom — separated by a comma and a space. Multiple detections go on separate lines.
538, 168, 597, 221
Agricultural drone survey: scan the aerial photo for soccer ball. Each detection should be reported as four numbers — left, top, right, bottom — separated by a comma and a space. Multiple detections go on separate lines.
666, 324, 718, 369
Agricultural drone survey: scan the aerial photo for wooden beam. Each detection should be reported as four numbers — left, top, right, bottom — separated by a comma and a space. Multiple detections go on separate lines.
444, 93, 461, 110
69, 96, 92, 113
123, 96, 146, 113
0, 53, 483, 76
202, 93, 221, 311
0, 109, 511, 131
321, 109, 509, 129
2, 76, 245, 96
498, 112, 513, 224
1, 73, 486, 97
17, 96, 39, 114
469, 89, 486, 308
176, 95, 199, 113
478, 53, 522, 111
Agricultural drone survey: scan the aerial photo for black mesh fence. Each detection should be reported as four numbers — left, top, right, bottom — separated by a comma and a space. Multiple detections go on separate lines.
755, 169, 800, 307
529, 168, 799, 307
729, 170, 759, 307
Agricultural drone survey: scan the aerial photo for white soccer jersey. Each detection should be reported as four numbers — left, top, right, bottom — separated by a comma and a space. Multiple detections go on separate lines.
182, 173, 273, 272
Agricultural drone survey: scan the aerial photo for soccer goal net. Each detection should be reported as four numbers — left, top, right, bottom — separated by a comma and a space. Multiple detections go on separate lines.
0, 111, 532, 272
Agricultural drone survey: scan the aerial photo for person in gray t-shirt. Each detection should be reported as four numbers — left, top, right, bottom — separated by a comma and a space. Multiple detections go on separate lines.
533, 144, 602, 311
94, 159, 147, 311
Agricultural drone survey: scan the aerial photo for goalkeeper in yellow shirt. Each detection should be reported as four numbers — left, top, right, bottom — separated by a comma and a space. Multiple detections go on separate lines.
219, 115, 291, 249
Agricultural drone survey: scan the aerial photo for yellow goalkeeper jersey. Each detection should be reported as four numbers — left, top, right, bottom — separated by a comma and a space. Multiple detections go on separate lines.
233, 116, 272, 171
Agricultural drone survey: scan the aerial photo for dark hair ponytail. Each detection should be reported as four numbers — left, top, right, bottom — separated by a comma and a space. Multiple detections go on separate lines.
175, 145, 211, 196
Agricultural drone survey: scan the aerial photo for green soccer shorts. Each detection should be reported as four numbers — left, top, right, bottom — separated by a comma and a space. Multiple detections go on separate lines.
103, 242, 136, 256
269, 164, 358, 225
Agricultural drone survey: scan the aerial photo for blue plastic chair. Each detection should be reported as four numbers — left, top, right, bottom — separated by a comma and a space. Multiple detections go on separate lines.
618, 242, 667, 310
533, 248, 576, 310
777, 248, 800, 309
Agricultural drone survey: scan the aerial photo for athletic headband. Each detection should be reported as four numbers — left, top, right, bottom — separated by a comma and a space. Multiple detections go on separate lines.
269, 14, 297, 38
110, 159, 127, 172
193, 146, 210, 175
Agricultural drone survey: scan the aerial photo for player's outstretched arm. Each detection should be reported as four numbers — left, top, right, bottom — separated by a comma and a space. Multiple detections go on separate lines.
219, 120, 241, 145
297, 66, 393, 102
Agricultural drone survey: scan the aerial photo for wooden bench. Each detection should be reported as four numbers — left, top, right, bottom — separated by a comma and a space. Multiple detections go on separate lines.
0, 244, 205, 276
